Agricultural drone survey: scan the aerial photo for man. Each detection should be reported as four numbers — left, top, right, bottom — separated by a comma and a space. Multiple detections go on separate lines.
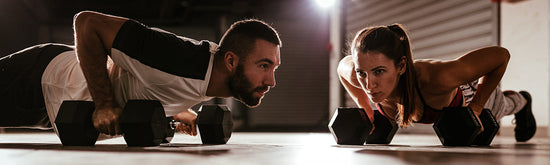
0, 11, 282, 137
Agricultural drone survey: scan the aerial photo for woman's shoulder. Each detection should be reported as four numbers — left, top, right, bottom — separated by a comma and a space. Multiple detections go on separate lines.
413, 59, 445, 68
338, 55, 353, 66
413, 60, 449, 88
412, 60, 434, 84
337, 55, 361, 87
413, 59, 459, 93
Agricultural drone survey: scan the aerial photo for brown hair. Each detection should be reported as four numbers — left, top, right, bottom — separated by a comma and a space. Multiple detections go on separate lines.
218, 19, 281, 61
351, 23, 417, 126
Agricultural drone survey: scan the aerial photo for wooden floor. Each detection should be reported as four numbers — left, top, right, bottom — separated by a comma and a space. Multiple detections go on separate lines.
1, 131, 549, 165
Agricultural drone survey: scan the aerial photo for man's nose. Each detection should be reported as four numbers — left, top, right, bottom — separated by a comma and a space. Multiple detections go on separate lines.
265, 72, 276, 87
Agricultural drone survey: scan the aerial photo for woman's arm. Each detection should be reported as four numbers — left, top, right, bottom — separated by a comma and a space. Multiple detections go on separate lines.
337, 56, 375, 122
73, 11, 128, 135
433, 46, 510, 115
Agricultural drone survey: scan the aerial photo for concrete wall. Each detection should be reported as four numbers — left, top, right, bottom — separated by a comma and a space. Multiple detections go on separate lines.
500, 0, 549, 136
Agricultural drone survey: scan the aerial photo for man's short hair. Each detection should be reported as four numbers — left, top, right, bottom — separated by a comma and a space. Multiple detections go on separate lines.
218, 19, 281, 60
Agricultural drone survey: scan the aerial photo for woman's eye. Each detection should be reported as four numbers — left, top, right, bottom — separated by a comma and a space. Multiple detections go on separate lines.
374, 69, 384, 75
356, 71, 366, 77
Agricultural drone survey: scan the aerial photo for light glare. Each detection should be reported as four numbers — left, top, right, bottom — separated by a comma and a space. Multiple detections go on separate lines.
315, 0, 335, 9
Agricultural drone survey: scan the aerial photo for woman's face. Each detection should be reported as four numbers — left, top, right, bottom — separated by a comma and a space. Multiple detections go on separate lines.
353, 51, 404, 103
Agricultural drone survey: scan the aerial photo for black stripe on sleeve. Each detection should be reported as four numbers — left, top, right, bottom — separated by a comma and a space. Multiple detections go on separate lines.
112, 20, 211, 80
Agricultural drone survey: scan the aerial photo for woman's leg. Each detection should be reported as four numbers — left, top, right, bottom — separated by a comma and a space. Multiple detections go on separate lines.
513, 91, 536, 142
483, 85, 535, 141
483, 86, 525, 119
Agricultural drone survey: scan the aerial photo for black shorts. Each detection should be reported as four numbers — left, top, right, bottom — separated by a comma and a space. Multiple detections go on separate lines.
0, 43, 73, 128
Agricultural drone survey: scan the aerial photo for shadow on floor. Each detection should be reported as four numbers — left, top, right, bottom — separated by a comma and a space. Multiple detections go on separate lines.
0, 143, 231, 155
352, 143, 550, 165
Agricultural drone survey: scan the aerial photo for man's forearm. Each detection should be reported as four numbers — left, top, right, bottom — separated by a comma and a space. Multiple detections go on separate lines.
73, 11, 125, 109
77, 51, 117, 109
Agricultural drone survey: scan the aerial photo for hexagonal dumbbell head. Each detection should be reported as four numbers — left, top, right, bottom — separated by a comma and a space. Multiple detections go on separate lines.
162, 116, 176, 144
433, 107, 482, 146
328, 107, 373, 145
366, 110, 398, 144
119, 100, 167, 147
472, 109, 500, 146
196, 105, 233, 144
55, 101, 99, 146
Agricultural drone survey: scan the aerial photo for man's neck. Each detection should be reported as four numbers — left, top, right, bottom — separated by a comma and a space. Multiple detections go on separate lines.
205, 56, 232, 97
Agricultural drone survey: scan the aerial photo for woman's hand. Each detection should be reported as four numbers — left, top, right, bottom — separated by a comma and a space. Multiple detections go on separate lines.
174, 109, 198, 136
469, 103, 485, 134
370, 122, 375, 135
362, 109, 375, 135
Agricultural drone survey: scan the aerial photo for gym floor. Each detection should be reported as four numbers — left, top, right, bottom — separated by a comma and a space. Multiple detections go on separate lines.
1, 131, 549, 165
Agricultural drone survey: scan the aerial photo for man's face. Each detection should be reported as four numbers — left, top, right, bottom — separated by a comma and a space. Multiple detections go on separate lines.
229, 39, 280, 107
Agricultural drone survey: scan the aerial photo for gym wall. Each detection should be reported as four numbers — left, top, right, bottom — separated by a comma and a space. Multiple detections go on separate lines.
500, 0, 549, 136
240, 0, 331, 131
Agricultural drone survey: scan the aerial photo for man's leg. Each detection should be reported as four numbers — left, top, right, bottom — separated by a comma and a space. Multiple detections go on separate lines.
0, 43, 73, 129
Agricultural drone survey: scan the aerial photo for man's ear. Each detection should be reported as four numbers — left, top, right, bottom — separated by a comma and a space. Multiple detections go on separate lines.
224, 51, 239, 72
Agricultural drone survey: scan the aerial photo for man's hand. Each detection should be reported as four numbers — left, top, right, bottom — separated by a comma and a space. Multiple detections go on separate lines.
92, 106, 123, 136
174, 109, 198, 136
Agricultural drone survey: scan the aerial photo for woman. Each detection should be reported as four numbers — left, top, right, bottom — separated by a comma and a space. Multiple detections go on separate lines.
337, 24, 536, 142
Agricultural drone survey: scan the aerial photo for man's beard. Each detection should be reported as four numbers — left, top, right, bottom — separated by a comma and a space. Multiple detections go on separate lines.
228, 65, 269, 108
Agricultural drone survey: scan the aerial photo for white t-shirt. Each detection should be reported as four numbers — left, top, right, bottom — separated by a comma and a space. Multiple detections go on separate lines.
41, 20, 217, 128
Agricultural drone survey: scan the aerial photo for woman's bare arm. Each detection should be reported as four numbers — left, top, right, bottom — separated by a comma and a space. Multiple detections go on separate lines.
337, 56, 375, 122
431, 46, 510, 115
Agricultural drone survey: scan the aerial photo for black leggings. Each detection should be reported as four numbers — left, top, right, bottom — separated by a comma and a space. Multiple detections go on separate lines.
0, 43, 73, 128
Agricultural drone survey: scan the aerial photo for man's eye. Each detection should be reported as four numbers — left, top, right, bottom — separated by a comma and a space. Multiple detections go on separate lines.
260, 64, 269, 69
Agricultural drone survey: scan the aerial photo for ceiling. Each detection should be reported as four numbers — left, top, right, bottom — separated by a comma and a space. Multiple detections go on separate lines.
20, 0, 264, 26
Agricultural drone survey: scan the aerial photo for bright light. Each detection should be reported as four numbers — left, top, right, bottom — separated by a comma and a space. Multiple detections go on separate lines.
314, 0, 335, 9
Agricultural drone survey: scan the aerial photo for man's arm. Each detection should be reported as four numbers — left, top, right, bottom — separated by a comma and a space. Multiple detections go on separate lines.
73, 11, 127, 135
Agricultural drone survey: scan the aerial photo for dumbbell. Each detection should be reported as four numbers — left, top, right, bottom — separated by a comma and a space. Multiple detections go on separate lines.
55, 100, 234, 146
120, 101, 235, 146
432, 107, 500, 146
54, 101, 98, 146
367, 110, 399, 144
119, 100, 168, 147
164, 105, 234, 144
328, 107, 398, 145
54, 100, 168, 146
472, 109, 500, 146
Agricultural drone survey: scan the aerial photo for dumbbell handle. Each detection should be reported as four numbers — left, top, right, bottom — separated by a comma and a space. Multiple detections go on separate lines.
168, 119, 198, 130
168, 119, 182, 129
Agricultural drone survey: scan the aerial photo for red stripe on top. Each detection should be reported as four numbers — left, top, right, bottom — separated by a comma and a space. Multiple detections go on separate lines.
375, 103, 388, 118
415, 88, 463, 124
375, 88, 464, 124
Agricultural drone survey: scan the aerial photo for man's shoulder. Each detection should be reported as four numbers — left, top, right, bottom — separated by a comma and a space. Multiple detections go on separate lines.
110, 20, 216, 80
